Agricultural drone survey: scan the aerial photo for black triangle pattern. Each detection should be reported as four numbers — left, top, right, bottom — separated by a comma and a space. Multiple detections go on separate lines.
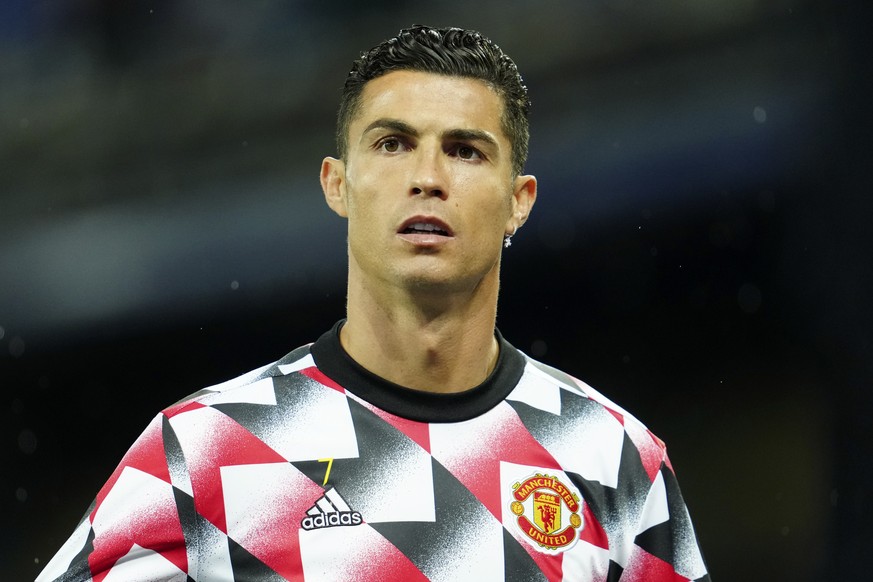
227, 537, 286, 582
502, 527, 549, 582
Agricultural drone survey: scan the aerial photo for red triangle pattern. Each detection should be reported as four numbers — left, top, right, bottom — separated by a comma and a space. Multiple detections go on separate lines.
435, 404, 560, 522
88, 474, 187, 580
578, 499, 609, 550
604, 407, 625, 426
92, 415, 171, 518
178, 407, 288, 534
624, 419, 667, 483
345, 530, 430, 582
163, 398, 206, 419
302, 366, 346, 394
350, 395, 432, 454
232, 467, 325, 581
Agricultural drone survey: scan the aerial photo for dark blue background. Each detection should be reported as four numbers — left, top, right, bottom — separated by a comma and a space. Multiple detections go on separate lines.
3, 1, 870, 579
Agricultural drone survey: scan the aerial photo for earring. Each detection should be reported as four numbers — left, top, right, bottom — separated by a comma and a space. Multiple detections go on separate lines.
504, 226, 517, 249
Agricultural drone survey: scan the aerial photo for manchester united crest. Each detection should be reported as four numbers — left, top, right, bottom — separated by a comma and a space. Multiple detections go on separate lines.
509, 473, 583, 552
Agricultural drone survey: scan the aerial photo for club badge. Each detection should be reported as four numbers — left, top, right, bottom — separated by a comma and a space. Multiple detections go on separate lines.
509, 473, 583, 553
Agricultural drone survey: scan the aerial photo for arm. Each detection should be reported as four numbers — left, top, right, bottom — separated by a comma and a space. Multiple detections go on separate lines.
620, 456, 710, 581
37, 414, 189, 581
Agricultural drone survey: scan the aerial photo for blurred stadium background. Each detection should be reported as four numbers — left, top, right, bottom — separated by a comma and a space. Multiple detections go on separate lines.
2, 1, 871, 579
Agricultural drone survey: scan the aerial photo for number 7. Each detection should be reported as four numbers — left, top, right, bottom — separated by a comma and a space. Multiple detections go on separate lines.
318, 458, 334, 486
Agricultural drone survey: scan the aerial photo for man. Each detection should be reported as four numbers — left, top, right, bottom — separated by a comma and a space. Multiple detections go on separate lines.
38, 26, 710, 581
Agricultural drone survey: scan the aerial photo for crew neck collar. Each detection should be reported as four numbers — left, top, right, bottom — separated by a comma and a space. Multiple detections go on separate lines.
309, 320, 526, 423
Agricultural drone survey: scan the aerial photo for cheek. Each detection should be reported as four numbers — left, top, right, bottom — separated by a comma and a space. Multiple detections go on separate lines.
457, 172, 513, 205
345, 164, 391, 209
341, 175, 370, 219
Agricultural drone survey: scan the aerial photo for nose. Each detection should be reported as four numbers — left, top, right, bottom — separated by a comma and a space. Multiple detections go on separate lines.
409, 144, 447, 200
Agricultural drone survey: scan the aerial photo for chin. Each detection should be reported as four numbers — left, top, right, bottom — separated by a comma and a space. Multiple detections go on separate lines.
401, 272, 456, 290
401, 265, 499, 294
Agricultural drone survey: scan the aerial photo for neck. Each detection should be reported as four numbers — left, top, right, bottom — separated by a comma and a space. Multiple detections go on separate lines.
340, 262, 502, 394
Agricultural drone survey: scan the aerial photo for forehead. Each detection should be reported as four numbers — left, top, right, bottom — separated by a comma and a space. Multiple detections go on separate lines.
351, 70, 506, 137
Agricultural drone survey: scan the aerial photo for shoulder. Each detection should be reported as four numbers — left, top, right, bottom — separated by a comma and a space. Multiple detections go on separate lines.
160, 343, 314, 417
510, 353, 667, 455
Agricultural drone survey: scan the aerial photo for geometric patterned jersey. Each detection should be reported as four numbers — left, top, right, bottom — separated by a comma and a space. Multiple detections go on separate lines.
37, 320, 710, 582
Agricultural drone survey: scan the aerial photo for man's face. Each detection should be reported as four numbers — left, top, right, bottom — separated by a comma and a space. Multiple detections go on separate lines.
322, 70, 536, 295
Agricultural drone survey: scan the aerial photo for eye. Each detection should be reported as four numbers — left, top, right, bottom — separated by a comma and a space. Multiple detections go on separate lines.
454, 144, 482, 161
378, 138, 402, 153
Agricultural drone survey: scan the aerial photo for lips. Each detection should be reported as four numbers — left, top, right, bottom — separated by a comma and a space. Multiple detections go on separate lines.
398, 216, 454, 237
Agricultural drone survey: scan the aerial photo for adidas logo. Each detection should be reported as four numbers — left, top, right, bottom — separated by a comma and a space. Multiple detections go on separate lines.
301, 487, 363, 531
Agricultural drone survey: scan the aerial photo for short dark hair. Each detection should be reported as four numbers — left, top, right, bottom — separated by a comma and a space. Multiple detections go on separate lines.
336, 25, 531, 176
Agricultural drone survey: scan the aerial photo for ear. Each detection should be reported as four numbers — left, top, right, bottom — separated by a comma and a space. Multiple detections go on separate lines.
506, 174, 537, 234
321, 156, 348, 218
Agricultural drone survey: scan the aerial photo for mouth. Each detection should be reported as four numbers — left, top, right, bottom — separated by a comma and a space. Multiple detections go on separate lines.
402, 222, 450, 236
398, 217, 454, 237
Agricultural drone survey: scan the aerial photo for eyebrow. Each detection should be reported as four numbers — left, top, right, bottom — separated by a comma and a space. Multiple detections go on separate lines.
443, 128, 499, 150
362, 118, 419, 138
362, 118, 500, 150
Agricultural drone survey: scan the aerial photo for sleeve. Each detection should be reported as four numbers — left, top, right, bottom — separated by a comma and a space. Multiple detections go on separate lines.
619, 454, 711, 582
36, 414, 190, 582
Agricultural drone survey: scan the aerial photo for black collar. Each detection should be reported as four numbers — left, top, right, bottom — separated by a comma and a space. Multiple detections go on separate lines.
310, 320, 526, 423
